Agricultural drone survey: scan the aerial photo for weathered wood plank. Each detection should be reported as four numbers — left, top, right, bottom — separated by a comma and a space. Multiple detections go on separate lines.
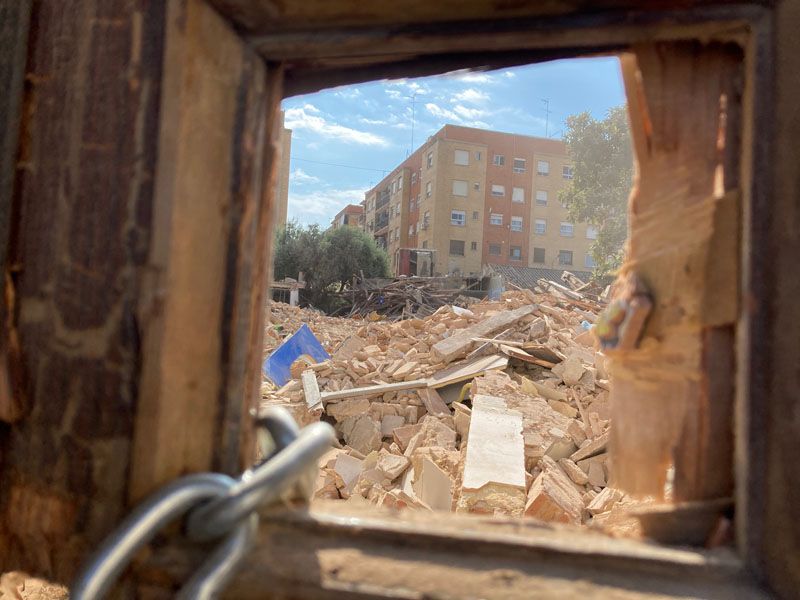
611, 41, 742, 501
0, 0, 31, 423
0, 0, 167, 580
739, 3, 800, 596
210, 0, 767, 34
432, 305, 536, 363
138, 502, 768, 599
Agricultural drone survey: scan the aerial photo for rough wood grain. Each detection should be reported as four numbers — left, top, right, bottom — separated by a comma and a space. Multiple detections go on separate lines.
738, 2, 800, 596
138, 502, 768, 599
0, 0, 31, 423
130, 0, 273, 500
612, 42, 742, 500
0, 0, 167, 580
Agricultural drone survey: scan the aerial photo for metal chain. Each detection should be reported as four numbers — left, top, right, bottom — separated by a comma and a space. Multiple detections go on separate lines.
71, 407, 335, 599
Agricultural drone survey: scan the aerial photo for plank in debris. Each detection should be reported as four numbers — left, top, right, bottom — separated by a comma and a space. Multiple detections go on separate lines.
432, 304, 537, 363
498, 345, 556, 368
427, 354, 508, 389
459, 394, 527, 516
321, 379, 428, 403
301, 369, 322, 412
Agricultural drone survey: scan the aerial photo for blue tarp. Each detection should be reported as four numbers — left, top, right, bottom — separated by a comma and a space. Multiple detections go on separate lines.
262, 323, 330, 386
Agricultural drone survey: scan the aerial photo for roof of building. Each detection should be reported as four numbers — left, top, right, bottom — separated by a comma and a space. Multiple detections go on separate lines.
486, 264, 592, 290
334, 203, 365, 217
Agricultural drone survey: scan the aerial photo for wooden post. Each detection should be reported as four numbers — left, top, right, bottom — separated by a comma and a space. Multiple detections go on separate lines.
0, 0, 280, 582
612, 42, 742, 500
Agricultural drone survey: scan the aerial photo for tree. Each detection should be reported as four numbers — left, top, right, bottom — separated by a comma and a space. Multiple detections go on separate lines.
559, 105, 633, 276
273, 221, 390, 311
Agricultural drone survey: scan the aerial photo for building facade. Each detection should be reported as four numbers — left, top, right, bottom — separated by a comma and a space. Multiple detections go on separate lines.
330, 204, 365, 230
363, 125, 595, 276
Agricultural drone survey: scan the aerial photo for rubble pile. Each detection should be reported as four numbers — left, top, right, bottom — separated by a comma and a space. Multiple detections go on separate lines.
261, 286, 633, 531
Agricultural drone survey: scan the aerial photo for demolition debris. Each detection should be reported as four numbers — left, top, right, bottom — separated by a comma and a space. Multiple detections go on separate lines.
261, 282, 639, 533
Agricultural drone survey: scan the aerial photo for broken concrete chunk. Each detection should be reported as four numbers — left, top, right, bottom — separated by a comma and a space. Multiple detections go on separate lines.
547, 399, 578, 419
524, 467, 584, 525
376, 450, 410, 481
413, 457, 453, 511
544, 428, 577, 460
392, 423, 423, 452
558, 458, 590, 485
340, 415, 382, 455
333, 453, 364, 496
326, 397, 371, 421
587, 486, 623, 515
381, 414, 406, 437
570, 430, 609, 462
459, 395, 527, 516
561, 356, 585, 386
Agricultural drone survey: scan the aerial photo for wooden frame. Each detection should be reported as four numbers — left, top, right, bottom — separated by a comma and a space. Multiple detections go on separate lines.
0, 0, 796, 597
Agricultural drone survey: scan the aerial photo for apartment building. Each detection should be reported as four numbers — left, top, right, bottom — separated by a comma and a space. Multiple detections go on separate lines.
363, 125, 595, 276
330, 204, 364, 230
363, 167, 411, 265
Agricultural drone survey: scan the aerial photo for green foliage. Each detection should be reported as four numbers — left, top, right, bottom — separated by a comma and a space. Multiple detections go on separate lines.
559, 105, 633, 276
273, 221, 390, 311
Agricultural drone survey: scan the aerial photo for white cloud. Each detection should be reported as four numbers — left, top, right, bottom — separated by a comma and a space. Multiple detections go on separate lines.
425, 102, 490, 129
284, 106, 389, 146
333, 88, 362, 99
288, 187, 369, 226
453, 88, 490, 104
386, 89, 404, 100
446, 69, 496, 84
289, 168, 321, 184
453, 105, 487, 120
359, 117, 389, 125
503, 71, 517, 79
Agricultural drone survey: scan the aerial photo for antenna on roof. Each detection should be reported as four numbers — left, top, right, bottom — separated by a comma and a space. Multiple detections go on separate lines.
541, 98, 552, 137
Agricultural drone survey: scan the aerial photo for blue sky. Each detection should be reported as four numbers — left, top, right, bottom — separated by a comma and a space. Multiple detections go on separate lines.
282, 56, 626, 227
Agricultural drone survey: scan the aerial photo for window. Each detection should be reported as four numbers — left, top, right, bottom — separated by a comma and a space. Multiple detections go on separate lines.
510, 246, 522, 260
426, 181, 432, 197
423, 210, 430, 228
491, 184, 505, 197
451, 210, 466, 226
449, 240, 465, 256
397, 176, 403, 190
411, 172, 417, 184
422, 240, 428, 249
473, 182, 480, 190
533, 247, 545, 263
558, 250, 573, 265
512, 187, 525, 203
562, 165, 574, 179
409, 225, 414, 236
560, 198, 570, 209
513, 158, 526, 173
536, 190, 548, 206
537, 160, 550, 175
472, 210, 479, 220
426, 151, 433, 168
586, 225, 598, 239
534, 219, 546, 234
490, 213, 503, 226
475, 151, 482, 161
560, 222, 574, 237
452, 180, 468, 197
585, 253, 596, 268
454, 149, 469, 166
493, 154, 505, 166
488, 243, 501, 256
511, 216, 523, 232
392, 180, 397, 193
410, 199, 415, 212
470, 241, 478, 251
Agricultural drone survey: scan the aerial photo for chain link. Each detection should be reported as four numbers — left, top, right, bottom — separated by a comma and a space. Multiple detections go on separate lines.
71, 407, 335, 599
